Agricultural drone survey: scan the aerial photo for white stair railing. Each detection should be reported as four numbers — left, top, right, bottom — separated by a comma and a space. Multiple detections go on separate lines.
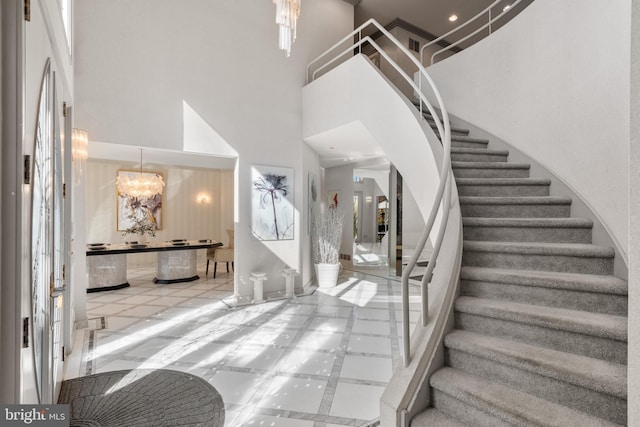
307, 18, 452, 367
420, 0, 525, 65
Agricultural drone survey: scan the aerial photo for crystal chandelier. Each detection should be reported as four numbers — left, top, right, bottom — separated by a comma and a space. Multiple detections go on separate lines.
116, 149, 165, 199
273, 0, 301, 57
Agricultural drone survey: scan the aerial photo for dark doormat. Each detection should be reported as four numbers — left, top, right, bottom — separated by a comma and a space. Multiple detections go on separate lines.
58, 369, 224, 426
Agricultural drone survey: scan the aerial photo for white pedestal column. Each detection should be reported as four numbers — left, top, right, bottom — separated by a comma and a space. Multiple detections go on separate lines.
250, 272, 267, 304
282, 268, 297, 298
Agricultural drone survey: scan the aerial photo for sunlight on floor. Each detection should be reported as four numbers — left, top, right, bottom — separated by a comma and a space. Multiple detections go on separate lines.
69, 262, 421, 426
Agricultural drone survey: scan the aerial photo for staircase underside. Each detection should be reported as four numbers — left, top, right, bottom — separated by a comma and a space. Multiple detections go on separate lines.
411, 113, 628, 426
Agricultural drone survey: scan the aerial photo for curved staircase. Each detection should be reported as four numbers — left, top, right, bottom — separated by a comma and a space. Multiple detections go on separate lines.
411, 117, 628, 426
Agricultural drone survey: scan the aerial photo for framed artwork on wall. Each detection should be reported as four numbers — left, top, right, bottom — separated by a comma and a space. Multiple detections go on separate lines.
327, 190, 341, 208
116, 170, 163, 231
251, 165, 294, 240
307, 172, 318, 235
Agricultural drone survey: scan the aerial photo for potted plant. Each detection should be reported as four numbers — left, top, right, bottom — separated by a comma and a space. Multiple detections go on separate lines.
121, 206, 157, 244
312, 201, 344, 288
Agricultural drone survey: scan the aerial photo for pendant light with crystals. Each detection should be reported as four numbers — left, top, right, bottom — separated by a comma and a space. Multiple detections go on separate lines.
274, 0, 300, 57
116, 149, 165, 199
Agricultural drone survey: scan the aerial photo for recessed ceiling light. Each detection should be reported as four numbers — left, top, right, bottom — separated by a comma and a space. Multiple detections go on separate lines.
448, 14, 458, 22
503, 4, 511, 11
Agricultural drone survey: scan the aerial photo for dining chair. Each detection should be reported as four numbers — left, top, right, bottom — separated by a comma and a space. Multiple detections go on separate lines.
206, 229, 234, 278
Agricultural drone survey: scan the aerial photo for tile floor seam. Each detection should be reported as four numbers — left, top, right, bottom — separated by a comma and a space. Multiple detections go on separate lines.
253, 406, 367, 426
317, 287, 361, 416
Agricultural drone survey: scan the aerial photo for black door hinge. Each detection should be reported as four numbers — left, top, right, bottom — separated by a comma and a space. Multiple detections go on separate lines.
63, 102, 67, 117
24, 155, 30, 184
24, 0, 31, 21
22, 318, 29, 348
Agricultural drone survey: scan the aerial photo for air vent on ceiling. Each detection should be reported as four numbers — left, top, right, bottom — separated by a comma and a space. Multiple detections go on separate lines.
409, 38, 420, 52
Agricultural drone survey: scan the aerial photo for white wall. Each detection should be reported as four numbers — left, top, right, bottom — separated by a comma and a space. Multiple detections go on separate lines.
403, 181, 433, 260
304, 55, 444, 244
423, 0, 630, 262
74, 0, 354, 302
85, 160, 234, 267
629, 0, 639, 423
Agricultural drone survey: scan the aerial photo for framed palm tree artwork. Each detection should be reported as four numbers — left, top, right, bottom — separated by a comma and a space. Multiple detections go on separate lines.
251, 165, 295, 240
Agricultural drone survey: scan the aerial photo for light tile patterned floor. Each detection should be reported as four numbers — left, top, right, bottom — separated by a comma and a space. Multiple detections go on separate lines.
67, 254, 421, 427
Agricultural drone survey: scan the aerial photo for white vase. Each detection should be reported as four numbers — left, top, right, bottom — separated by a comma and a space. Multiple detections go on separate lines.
315, 263, 340, 288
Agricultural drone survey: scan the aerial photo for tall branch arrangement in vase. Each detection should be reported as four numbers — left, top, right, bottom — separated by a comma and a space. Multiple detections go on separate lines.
313, 203, 343, 264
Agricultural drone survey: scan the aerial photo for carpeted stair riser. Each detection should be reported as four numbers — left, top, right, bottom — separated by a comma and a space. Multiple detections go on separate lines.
452, 139, 490, 149
460, 280, 627, 315
462, 227, 592, 243
451, 148, 509, 162
462, 241, 615, 275
445, 331, 626, 396
459, 197, 572, 218
454, 312, 627, 364
460, 266, 628, 314
431, 390, 512, 427
462, 250, 613, 275
428, 122, 470, 136
452, 164, 531, 178
422, 114, 470, 135
456, 180, 550, 197
429, 368, 619, 427
410, 409, 466, 427
462, 219, 593, 243
450, 136, 490, 149
445, 350, 626, 424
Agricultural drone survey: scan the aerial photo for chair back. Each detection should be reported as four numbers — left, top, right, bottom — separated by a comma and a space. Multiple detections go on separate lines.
227, 229, 234, 249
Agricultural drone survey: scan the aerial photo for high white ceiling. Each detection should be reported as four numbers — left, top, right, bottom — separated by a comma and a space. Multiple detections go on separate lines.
355, 0, 514, 37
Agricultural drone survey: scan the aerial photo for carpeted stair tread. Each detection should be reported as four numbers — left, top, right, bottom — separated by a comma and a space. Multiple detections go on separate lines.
459, 196, 572, 205
451, 147, 509, 156
452, 161, 530, 170
460, 266, 627, 295
455, 296, 627, 341
427, 120, 469, 136
429, 122, 470, 135
429, 368, 621, 427
455, 177, 551, 186
462, 217, 593, 228
410, 408, 466, 426
450, 135, 489, 143
463, 240, 615, 258
445, 330, 627, 399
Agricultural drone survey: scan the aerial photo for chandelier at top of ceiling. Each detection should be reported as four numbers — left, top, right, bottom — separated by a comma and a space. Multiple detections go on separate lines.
116, 149, 165, 199
274, 0, 300, 57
